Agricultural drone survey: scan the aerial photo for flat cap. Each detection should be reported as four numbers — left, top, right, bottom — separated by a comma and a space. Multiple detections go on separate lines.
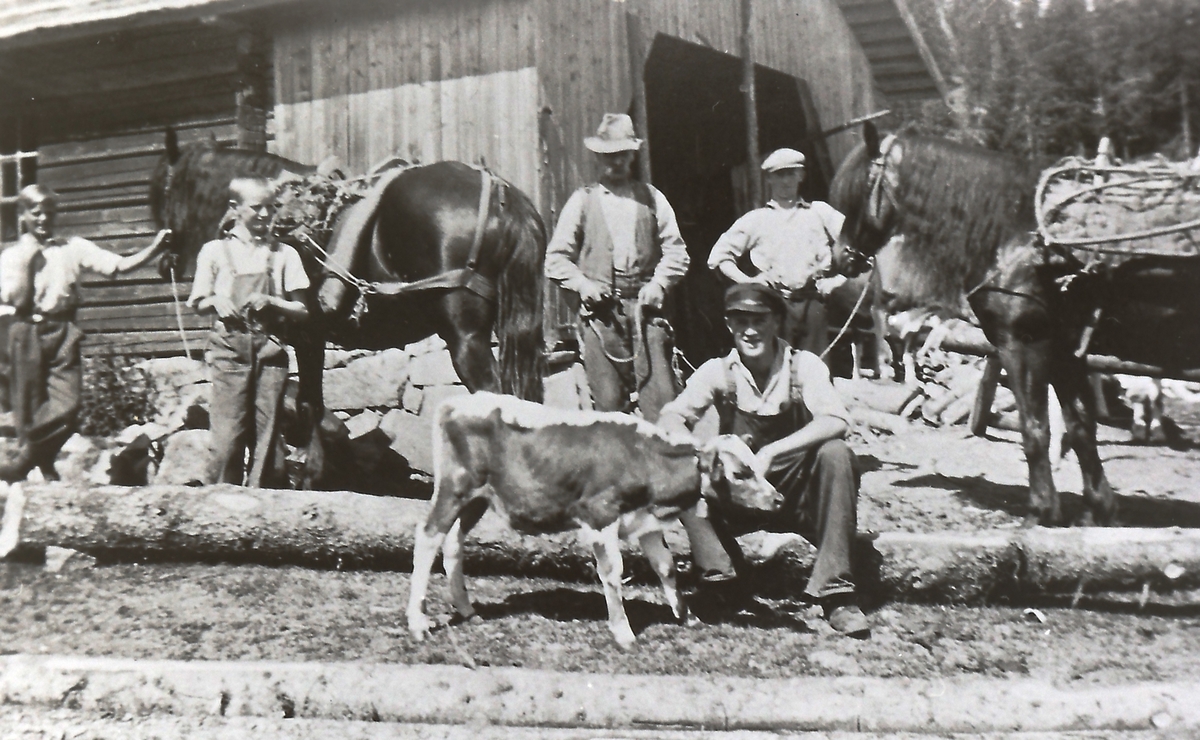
760, 148, 806, 173
724, 283, 785, 315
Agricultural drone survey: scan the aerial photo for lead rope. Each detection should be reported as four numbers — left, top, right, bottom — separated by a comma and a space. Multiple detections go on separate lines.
168, 265, 193, 359
819, 269, 873, 362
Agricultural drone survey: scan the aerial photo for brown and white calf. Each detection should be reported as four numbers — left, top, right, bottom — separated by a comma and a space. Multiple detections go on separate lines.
406, 392, 780, 648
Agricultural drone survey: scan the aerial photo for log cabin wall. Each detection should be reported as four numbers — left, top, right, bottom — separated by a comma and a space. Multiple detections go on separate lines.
1, 21, 263, 357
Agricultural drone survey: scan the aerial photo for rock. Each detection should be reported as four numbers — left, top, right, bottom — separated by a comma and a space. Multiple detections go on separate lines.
419, 385, 470, 418
379, 409, 434, 474
543, 364, 590, 411
407, 349, 459, 387
156, 382, 211, 431
50, 435, 104, 485
405, 334, 446, 357
324, 348, 374, 370
115, 423, 170, 445
323, 348, 410, 410
401, 384, 423, 414
153, 429, 214, 486
344, 410, 382, 440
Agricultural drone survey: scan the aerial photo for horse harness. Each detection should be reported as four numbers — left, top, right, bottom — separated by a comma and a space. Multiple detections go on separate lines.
303, 165, 505, 309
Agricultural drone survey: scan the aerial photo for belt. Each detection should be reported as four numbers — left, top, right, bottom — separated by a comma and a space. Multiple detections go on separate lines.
15, 310, 75, 324
612, 273, 650, 301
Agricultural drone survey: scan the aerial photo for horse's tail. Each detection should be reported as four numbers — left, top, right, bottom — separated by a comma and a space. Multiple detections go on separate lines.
496, 192, 547, 402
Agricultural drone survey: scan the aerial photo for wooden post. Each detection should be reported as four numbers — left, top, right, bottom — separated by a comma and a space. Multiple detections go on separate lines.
626, 12, 652, 184
236, 30, 269, 152
1182, 78, 1193, 158
740, 0, 761, 208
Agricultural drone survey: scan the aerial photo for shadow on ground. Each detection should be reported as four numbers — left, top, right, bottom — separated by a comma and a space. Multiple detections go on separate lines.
894, 473, 1200, 528
475, 587, 814, 634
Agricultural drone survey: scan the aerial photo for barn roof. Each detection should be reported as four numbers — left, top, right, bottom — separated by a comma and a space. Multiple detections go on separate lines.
836, 0, 947, 101
0, 0, 946, 101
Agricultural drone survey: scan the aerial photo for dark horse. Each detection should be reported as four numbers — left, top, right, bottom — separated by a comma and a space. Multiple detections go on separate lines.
829, 124, 1200, 526
150, 130, 546, 485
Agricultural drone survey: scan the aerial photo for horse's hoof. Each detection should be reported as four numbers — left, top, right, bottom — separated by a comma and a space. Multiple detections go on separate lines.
612, 629, 638, 651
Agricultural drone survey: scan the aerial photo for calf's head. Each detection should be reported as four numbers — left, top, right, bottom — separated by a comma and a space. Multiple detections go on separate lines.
698, 435, 783, 512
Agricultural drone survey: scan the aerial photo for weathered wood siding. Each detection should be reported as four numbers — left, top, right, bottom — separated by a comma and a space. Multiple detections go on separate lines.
41, 119, 238, 356
2, 21, 256, 357
271, 0, 540, 200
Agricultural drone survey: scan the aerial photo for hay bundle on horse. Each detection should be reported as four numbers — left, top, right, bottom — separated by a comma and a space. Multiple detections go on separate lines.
829, 123, 1200, 526
149, 129, 546, 487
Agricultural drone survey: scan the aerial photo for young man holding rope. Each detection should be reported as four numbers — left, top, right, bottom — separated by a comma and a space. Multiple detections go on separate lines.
189, 177, 309, 487
708, 148, 848, 357
0, 185, 171, 482
545, 114, 689, 421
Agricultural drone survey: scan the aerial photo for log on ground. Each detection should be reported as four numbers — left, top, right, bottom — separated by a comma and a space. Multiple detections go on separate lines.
6, 485, 1200, 601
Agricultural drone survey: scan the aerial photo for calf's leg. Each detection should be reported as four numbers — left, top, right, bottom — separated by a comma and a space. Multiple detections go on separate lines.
581, 520, 636, 649
407, 522, 447, 640
639, 529, 688, 623
441, 497, 490, 622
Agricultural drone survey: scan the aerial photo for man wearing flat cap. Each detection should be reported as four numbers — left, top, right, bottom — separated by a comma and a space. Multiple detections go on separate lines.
708, 147, 847, 357
545, 113, 689, 420
658, 283, 868, 638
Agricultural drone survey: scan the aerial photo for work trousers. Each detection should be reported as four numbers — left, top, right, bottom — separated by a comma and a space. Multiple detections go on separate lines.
784, 294, 829, 357
580, 298, 677, 422
206, 326, 289, 488
5, 318, 83, 476
683, 439, 859, 599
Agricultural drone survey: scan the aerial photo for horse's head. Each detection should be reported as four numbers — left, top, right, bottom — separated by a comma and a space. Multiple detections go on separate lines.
829, 122, 903, 276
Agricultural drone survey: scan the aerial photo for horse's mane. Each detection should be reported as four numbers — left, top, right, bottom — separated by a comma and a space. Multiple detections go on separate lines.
149, 134, 313, 276
832, 134, 1041, 311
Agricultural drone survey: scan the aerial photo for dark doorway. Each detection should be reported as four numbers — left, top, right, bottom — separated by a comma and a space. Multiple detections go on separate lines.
643, 34, 829, 364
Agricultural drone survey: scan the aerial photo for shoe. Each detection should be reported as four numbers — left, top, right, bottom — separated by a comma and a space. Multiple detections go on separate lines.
826, 604, 870, 638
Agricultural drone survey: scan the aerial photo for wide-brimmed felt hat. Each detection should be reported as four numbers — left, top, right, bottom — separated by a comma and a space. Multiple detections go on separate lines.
760, 147, 806, 172
724, 283, 785, 316
585, 113, 644, 153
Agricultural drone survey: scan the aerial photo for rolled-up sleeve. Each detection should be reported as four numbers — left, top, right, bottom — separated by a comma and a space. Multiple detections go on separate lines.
187, 243, 219, 307
794, 352, 849, 423
649, 187, 689, 291
657, 358, 725, 435
707, 212, 756, 272
280, 246, 311, 293
815, 202, 846, 241
70, 238, 123, 277
544, 190, 590, 294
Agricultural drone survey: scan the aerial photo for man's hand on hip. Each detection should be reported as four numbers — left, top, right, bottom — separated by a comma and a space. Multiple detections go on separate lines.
638, 282, 665, 310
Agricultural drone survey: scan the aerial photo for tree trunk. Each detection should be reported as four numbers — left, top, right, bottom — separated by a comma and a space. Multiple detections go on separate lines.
5, 484, 1200, 602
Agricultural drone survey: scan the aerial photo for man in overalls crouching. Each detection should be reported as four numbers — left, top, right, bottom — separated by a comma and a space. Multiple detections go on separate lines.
0, 185, 171, 482
189, 177, 310, 487
657, 283, 869, 638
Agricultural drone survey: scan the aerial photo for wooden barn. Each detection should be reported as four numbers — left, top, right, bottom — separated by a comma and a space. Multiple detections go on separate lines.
0, 0, 943, 360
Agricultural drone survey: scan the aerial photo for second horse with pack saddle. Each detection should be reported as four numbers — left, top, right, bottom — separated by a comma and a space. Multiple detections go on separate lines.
830, 122, 1200, 526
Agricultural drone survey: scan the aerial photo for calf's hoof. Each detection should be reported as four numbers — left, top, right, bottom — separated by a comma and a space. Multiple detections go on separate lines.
408, 613, 434, 641
610, 626, 637, 651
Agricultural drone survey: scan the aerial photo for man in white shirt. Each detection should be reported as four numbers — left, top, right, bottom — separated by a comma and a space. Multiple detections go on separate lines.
658, 283, 868, 638
0, 184, 170, 481
545, 114, 690, 421
708, 148, 846, 356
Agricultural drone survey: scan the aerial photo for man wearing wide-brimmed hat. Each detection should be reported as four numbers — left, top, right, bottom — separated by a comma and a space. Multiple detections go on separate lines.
658, 283, 868, 638
708, 147, 847, 357
545, 113, 689, 420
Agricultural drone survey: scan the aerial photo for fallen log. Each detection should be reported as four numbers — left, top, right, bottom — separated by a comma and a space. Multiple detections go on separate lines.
942, 338, 1200, 382
5, 484, 1200, 602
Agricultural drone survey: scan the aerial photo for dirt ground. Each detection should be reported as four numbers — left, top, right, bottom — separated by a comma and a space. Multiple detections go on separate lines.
2, 400, 1200, 685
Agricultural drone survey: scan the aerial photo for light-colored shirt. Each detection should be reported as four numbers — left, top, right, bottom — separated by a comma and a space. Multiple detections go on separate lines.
545, 183, 689, 294
658, 343, 849, 433
708, 200, 846, 291
0, 234, 123, 314
188, 226, 310, 307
